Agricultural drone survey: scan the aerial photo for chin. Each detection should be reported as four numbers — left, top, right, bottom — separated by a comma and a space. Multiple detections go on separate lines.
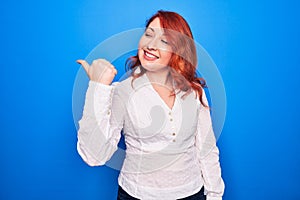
140, 63, 155, 71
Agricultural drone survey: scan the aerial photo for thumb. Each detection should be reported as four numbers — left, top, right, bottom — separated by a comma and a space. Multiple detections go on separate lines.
76, 59, 90, 74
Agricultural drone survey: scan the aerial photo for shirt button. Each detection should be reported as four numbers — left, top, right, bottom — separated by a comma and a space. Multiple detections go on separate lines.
170, 118, 173, 122
169, 111, 172, 115
173, 139, 176, 142
107, 111, 111, 115
172, 133, 176, 136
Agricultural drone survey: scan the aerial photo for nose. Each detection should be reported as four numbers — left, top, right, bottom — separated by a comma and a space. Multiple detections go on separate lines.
146, 37, 159, 50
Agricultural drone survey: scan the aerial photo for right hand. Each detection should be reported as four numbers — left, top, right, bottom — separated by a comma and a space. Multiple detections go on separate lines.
76, 59, 117, 85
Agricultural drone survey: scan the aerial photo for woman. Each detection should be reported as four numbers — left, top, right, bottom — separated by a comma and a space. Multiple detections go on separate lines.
76, 10, 225, 200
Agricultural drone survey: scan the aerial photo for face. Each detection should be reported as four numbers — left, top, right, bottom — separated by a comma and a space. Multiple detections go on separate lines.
138, 17, 173, 73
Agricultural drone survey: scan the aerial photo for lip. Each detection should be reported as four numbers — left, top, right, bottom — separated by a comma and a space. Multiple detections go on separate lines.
143, 49, 159, 61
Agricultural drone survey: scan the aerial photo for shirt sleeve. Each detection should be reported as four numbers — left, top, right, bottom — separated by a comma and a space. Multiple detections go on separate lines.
77, 80, 125, 166
195, 89, 225, 200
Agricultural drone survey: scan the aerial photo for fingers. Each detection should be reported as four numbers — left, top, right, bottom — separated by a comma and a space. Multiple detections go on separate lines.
108, 63, 117, 75
113, 68, 117, 75
110, 67, 117, 75
76, 59, 90, 74
96, 59, 117, 75
76, 59, 118, 82
98, 59, 118, 75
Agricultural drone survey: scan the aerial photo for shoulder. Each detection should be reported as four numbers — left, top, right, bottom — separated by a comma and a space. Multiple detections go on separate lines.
112, 75, 134, 98
189, 87, 209, 109
115, 73, 151, 91
114, 75, 133, 89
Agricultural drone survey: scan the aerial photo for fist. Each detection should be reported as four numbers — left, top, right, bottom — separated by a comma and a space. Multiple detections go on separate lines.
76, 59, 117, 85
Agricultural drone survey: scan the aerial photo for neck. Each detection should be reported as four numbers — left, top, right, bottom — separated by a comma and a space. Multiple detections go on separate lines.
145, 69, 173, 88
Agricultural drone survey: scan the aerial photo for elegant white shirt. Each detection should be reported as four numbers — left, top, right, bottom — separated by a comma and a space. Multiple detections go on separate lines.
77, 72, 224, 200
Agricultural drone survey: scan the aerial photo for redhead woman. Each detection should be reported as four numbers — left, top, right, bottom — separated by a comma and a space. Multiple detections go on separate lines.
76, 10, 225, 200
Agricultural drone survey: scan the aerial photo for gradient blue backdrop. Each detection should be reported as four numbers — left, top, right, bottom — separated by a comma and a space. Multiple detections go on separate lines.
0, 0, 299, 200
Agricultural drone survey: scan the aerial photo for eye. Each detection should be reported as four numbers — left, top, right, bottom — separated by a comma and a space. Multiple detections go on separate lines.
161, 36, 169, 45
144, 32, 153, 37
161, 39, 169, 45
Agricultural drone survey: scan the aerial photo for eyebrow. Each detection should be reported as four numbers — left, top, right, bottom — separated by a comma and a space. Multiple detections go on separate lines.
147, 27, 155, 32
147, 27, 166, 35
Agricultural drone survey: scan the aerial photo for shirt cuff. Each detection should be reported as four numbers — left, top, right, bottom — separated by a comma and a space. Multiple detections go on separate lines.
89, 80, 114, 92
82, 81, 118, 117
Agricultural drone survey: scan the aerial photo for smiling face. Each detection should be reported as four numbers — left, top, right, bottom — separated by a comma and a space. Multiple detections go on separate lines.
138, 17, 173, 73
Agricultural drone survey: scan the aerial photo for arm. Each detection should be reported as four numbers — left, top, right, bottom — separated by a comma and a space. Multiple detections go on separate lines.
195, 90, 225, 200
77, 81, 125, 166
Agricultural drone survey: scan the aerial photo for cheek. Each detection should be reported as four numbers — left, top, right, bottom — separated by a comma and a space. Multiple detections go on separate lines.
138, 39, 144, 60
138, 49, 143, 62
160, 51, 172, 63
138, 36, 147, 49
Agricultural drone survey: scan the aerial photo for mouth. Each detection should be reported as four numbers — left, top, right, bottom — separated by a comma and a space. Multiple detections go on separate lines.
143, 50, 159, 61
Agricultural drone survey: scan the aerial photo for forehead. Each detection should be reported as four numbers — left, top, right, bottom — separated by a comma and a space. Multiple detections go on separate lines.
147, 17, 166, 35
148, 17, 161, 29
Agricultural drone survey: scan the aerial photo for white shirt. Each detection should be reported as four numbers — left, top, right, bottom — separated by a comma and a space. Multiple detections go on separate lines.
77, 72, 224, 200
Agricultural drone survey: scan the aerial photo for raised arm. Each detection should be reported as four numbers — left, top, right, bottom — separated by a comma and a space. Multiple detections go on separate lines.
76, 59, 125, 166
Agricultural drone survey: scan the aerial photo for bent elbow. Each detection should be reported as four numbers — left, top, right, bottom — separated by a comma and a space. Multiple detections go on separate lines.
84, 160, 105, 167
77, 142, 106, 167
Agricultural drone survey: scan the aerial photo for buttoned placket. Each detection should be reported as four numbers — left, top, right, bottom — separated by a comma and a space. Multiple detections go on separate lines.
171, 79, 178, 143
168, 110, 177, 143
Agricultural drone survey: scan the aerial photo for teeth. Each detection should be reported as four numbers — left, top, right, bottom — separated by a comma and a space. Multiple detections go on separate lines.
145, 51, 157, 58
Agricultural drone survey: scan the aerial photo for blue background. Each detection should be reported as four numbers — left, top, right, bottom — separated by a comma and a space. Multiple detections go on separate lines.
1, 0, 299, 199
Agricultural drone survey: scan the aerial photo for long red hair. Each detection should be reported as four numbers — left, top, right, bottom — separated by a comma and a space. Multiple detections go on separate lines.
126, 10, 207, 107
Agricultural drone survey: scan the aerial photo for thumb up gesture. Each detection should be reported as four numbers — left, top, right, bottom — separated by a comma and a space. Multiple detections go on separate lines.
76, 59, 117, 85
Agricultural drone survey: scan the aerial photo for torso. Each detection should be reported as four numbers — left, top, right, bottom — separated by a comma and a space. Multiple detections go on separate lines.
151, 83, 175, 110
